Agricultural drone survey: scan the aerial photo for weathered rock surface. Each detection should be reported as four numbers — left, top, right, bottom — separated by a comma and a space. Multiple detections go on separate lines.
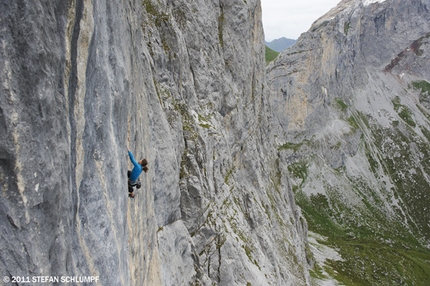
0, 0, 311, 285
267, 0, 430, 284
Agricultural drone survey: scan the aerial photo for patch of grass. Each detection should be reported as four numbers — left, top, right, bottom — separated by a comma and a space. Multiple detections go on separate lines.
198, 123, 211, 129
420, 125, 430, 141
344, 22, 351, 35
412, 80, 430, 107
334, 98, 348, 112
417, 104, 430, 121
364, 142, 379, 175
224, 165, 236, 185
197, 113, 212, 129
295, 191, 344, 237
287, 161, 308, 186
398, 107, 416, 127
327, 240, 430, 286
347, 115, 360, 132
278, 141, 302, 151
310, 262, 327, 280
142, 0, 157, 15
411, 80, 430, 96
297, 181, 430, 285
243, 244, 253, 262
198, 113, 211, 122
310, 193, 334, 217
392, 96, 401, 111
265, 46, 279, 64
278, 139, 309, 152
142, 0, 169, 27
392, 96, 416, 127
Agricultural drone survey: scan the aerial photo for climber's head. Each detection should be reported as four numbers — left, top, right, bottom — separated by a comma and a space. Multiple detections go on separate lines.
143, 166, 149, 173
139, 158, 148, 167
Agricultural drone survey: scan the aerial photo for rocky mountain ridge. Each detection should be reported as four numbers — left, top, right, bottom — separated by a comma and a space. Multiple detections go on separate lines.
265, 37, 297, 52
1, 0, 311, 285
267, 0, 430, 284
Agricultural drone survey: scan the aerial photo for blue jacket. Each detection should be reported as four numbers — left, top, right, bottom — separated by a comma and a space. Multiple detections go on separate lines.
128, 151, 142, 183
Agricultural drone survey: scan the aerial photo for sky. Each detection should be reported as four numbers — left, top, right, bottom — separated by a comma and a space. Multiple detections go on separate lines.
261, 0, 341, 41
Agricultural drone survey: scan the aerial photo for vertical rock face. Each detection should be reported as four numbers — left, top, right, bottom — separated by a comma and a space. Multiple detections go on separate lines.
267, 0, 430, 284
0, 0, 311, 285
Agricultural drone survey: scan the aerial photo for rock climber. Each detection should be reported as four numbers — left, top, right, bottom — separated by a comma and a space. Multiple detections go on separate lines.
127, 144, 148, 198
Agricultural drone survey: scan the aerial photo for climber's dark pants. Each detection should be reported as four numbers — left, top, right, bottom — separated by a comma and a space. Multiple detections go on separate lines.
127, 170, 136, 193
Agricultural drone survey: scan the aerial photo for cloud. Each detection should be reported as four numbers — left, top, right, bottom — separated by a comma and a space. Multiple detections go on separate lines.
261, 0, 341, 41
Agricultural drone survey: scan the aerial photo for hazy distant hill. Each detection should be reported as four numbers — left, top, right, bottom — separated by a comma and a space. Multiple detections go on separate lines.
265, 37, 296, 52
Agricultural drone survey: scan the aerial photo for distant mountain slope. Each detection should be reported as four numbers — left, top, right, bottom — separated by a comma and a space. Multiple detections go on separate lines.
265, 37, 296, 52
265, 45, 279, 64
267, 0, 430, 285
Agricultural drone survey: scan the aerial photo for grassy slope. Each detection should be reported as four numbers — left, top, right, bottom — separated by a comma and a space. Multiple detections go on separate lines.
282, 81, 430, 285
265, 45, 279, 64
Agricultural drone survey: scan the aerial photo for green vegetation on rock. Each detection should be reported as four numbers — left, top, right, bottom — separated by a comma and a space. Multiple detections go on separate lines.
265, 46, 279, 64
344, 22, 351, 35
412, 80, 430, 96
284, 113, 430, 285
334, 98, 348, 112
392, 96, 416, 127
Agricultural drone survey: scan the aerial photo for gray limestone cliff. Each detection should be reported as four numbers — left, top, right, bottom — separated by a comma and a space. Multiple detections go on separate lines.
0, 0, 311, 285
267, 0, 430, 284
